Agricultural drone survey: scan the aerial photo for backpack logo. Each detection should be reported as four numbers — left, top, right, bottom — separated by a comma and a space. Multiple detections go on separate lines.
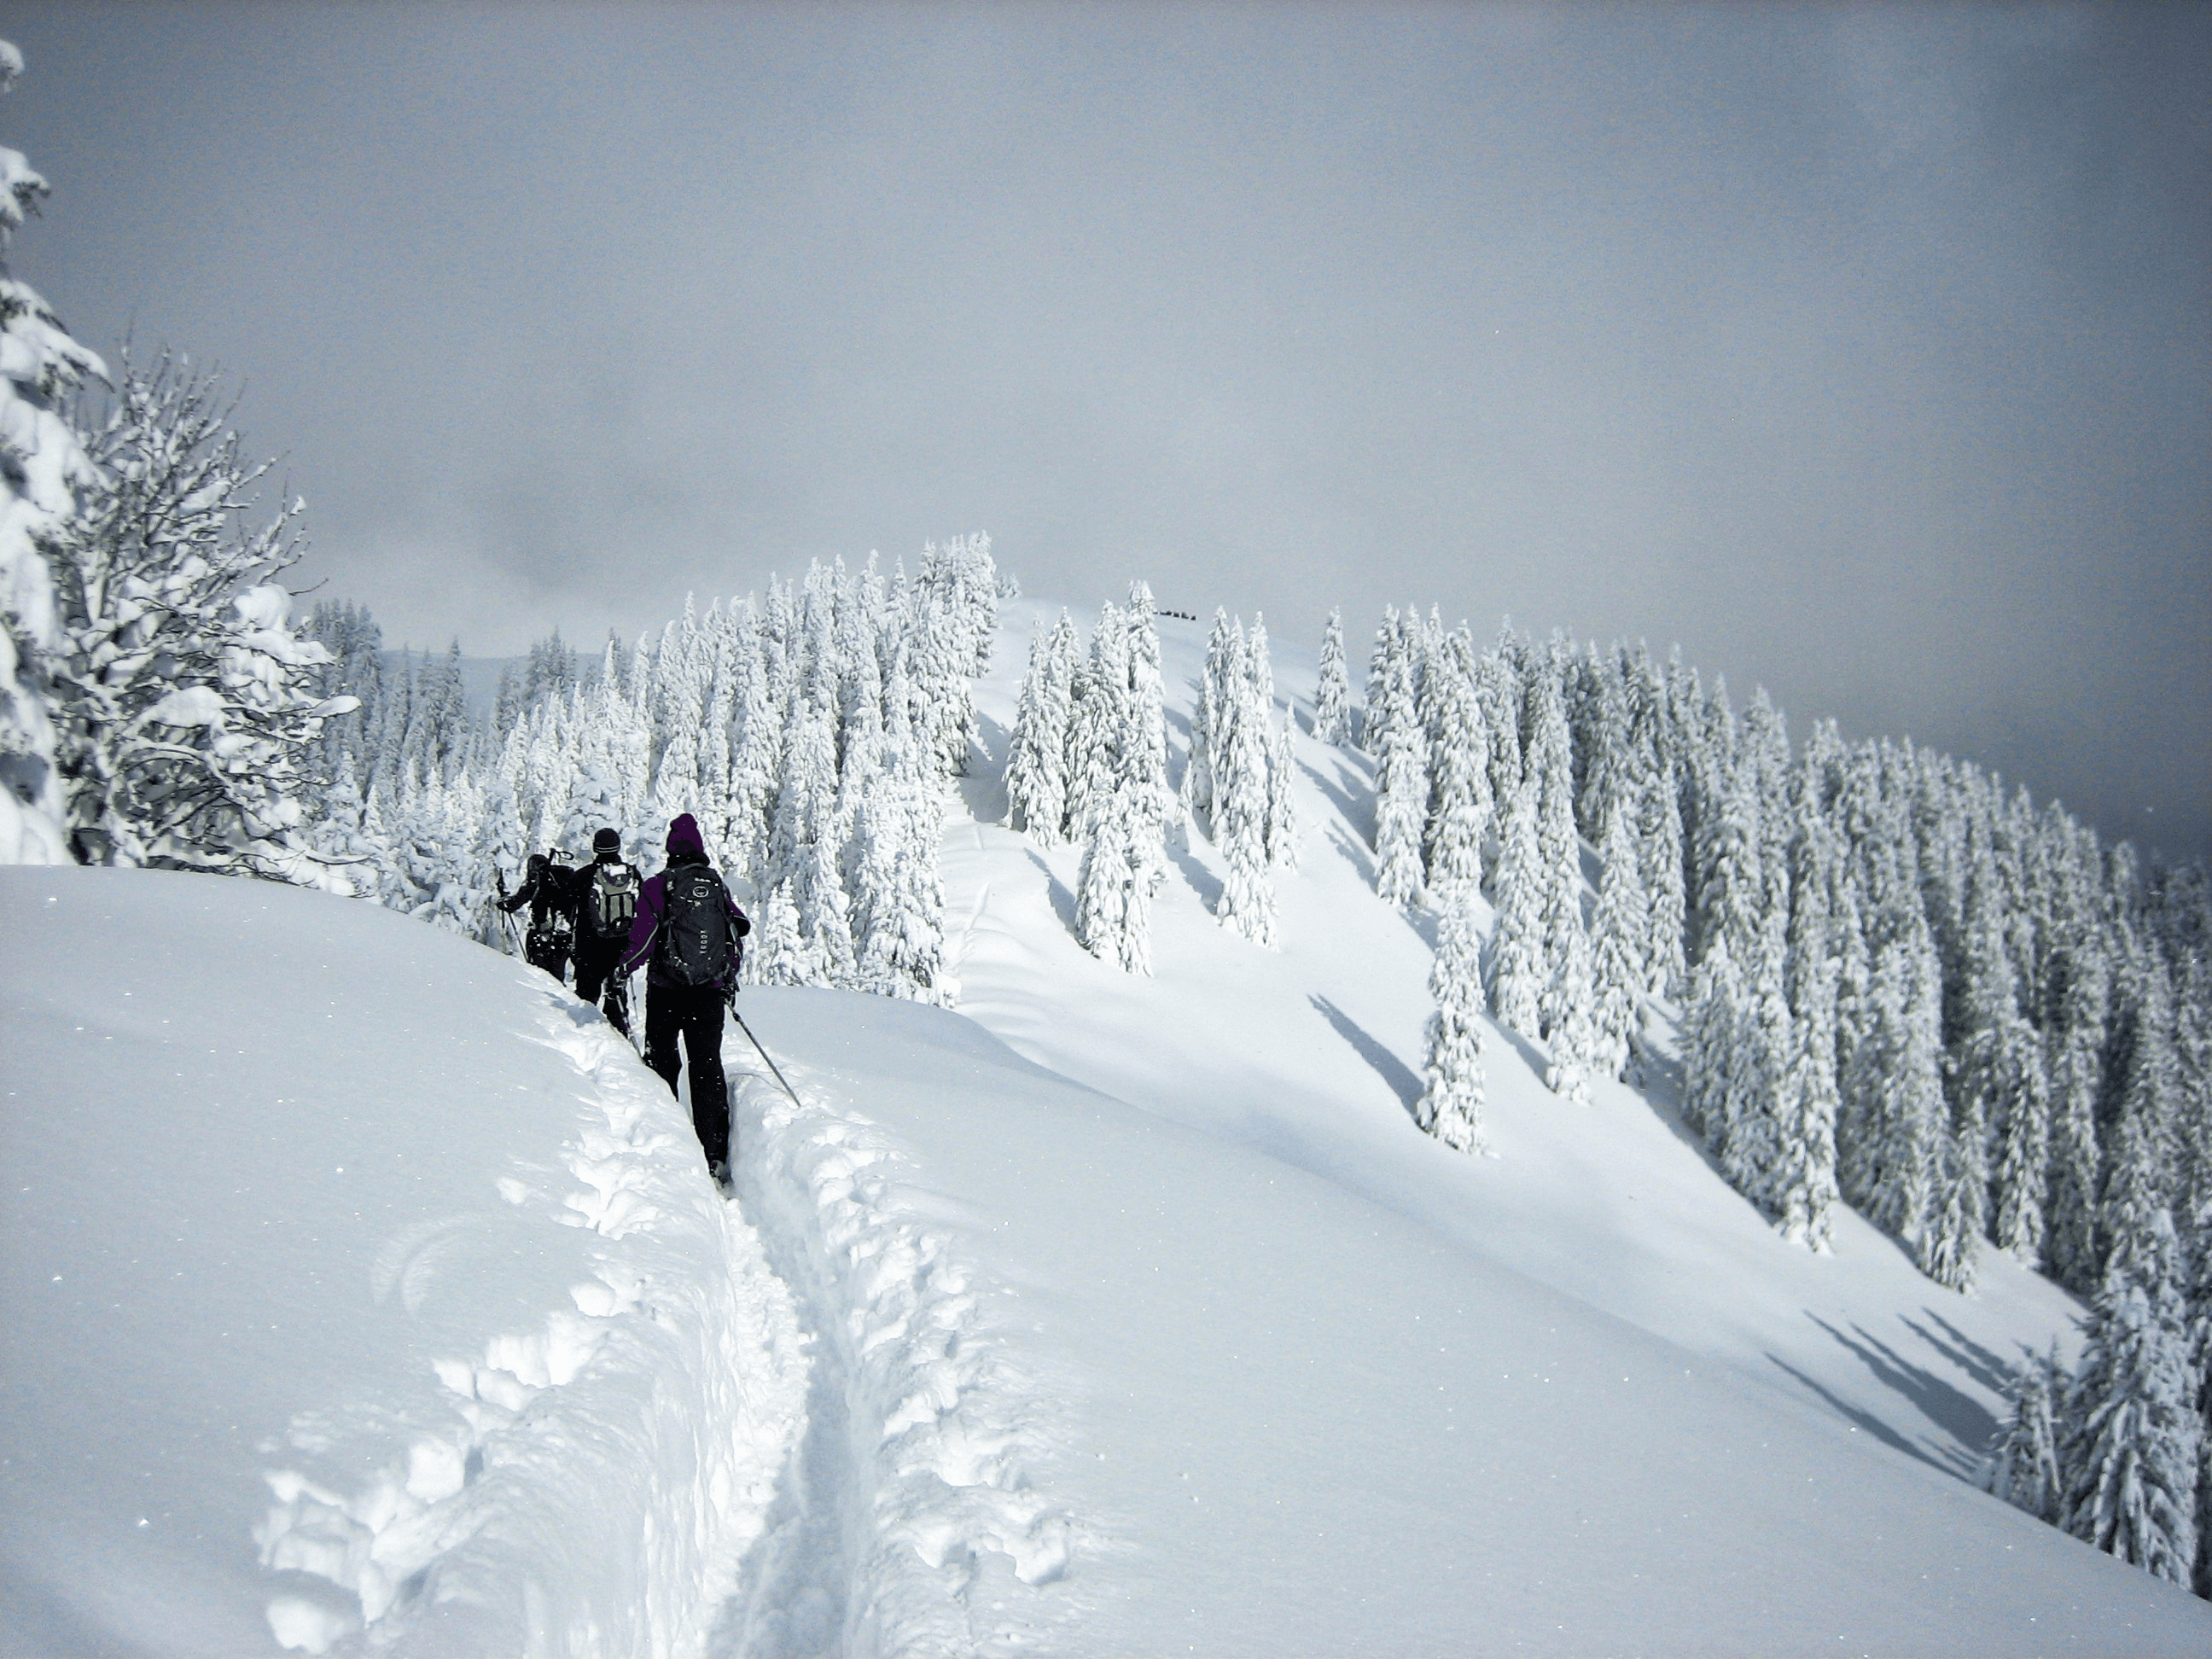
657, 867, 735, 987
590, 864, 639, 940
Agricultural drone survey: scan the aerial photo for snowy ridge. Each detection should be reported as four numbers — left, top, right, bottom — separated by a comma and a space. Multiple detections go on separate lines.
731, 1056, 1084, 1657
251, 969, 810, 1656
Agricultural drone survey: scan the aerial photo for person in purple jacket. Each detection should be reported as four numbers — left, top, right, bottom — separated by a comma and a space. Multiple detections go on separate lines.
621, 813, 752, 1185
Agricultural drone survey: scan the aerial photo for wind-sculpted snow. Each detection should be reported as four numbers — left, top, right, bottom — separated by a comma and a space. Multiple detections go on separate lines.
0, 868, 806, 1656
725, 1029, 1084, 1656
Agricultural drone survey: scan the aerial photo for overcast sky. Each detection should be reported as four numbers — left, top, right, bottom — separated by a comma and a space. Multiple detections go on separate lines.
7, 3, 2208, 862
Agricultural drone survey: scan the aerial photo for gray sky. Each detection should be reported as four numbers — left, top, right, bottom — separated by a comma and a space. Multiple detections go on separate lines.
8, 3, 2209, 862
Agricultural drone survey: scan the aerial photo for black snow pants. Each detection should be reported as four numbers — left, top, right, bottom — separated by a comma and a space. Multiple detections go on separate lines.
645, 981, 729, 1173
573, 939, 630, 1035
525, 928, 572, 985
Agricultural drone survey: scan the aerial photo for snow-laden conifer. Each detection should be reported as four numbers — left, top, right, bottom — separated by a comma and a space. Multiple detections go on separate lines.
1313, 607, 1354, 747
47, 358, 357, 881
1264, 701, 1300, 871
1415, 899, 1489, 1153
1638, 760, 1690, 997
0, 40, 105, 865
1076, 783, 1152, 975
1693, 765, 1764, 970
311, 750, 394, 901
1062, 604, 1127, 840
1004, 622, 1068, 841
1918, 1116, 1984, 1294
1214, 632, 1278, 949
1571, 646, 1631, 843
1371, 646, 1427, 909
1587, 800, 1647, 1082
1953, 863, 2052, 1264
1773, 812, 1841, 1250
1679, 940, 1741, 1143
1542, 905, 1599, 1106
1773, 949, 1843, 1252
1981, 1346, 2066, 1524
1718, 928, 1791, 1210
476, 774, 529, 949
1486, 766, 1548, 1041
1361, 606, 1400, 753
1183, 608, 1236, 820
1859, 924, 1945, 1248
1420, 633, 1489, 898
853, 778, 947, 1001
1475, 633, 1523, 824
748, 879, 807, 987
1123, 583, 1173, 891
2058, 1169, 2202, 1586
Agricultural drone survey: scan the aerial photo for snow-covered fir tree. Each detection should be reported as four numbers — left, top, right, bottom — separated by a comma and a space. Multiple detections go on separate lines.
1486, 764, 1549, 1041
1005, 620, 1069, 842
1122, 582, 1173, 891
1587, 800, 1647, 1081
45, 356, 355, 882
1264, 701, 1300, 871
1183, 609, 1235, 821
1075, 780, 1153, 975
1981, 1345, 2066, 1524
1313, 607, 1354, 747
1213, 621, 1278, 948
1772, 812, 1841, 1250
1062, 603, 1127, 841
2058, 1185, 2201, 1586
1415, 899, 1489, 1153
1420, 630, 1489, 899
1542, 905, 1599, 1106
1637, 759, 1690, 997
1370, 634, 1427, 909
1, 39, 106, 865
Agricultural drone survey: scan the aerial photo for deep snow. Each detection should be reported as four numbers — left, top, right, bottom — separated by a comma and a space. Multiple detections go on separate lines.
3, 595, 2210, 1655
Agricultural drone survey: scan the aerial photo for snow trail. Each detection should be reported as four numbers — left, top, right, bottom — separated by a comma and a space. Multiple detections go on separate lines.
253, 992, 811, 1656
722, 1052, 1086, 1657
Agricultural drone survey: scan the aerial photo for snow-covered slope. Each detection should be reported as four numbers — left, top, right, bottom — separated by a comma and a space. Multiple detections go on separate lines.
952, 601, 2089, 1477
1, 870, 808, 1656
5, 595, 2210, 1655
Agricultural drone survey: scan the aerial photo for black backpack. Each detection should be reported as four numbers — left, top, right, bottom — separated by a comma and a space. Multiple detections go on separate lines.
586, 861, 640, 940
656, 864, 736, 986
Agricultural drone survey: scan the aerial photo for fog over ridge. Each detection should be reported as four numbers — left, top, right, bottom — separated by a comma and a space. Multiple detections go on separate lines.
7, 1, 2205, 861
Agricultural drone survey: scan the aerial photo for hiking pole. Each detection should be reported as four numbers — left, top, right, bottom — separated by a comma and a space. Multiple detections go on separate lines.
724, 990, 805, 1109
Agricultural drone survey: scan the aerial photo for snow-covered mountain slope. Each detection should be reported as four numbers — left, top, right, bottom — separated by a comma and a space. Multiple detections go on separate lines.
952, 601, 2088, 1476
1, 870, 809, 1656
5, 594, 2211, 1655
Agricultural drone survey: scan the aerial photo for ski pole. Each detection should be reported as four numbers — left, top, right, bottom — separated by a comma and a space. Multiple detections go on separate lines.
724, 992, 805, 1110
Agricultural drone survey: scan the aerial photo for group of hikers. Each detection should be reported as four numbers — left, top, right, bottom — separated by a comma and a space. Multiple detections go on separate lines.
498, 812, 751, 1188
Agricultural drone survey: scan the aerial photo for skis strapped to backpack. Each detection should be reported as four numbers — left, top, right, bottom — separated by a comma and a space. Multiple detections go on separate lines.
588, 862, 640, 940
656, 865, 736, 986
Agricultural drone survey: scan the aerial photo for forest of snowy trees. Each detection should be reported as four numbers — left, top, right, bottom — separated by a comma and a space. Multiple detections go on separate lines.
1313, 602, 2212, 1597
4, 37, 2208, 1605
296, 542, 995, 1004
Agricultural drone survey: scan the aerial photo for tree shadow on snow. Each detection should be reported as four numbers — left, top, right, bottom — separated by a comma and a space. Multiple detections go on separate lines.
1905, 1307, 2028, 1397
958, 713, 1012, 824
1763, 1352, 1952, 1475
1799, 1313, 1996, 1475
1023, 849, 1079, 936
1324, 822, 1377, 885
1299, 757, 1365, 836
1168, 833, 1225, 911
1309, 994, 1423, 1121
